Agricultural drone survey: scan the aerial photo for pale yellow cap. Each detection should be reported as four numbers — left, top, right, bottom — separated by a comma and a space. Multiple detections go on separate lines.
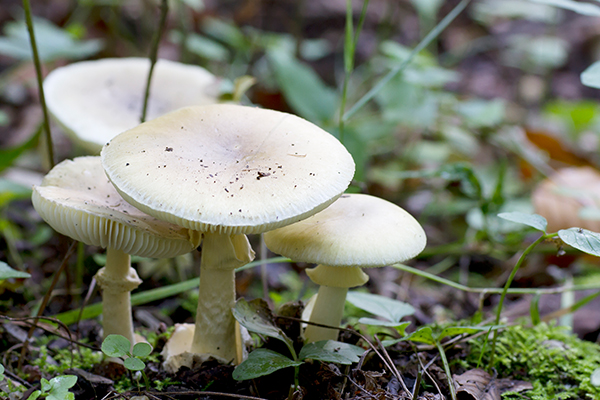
101, 104, 355, 235
44, 58, 220, 153
264, 193, 426, 268
32, 156, 201, 258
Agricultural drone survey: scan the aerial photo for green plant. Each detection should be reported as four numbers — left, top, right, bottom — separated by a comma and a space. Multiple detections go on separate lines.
231, 298, 364, 391
27, 375, 77, 400
101, 334, 153, 390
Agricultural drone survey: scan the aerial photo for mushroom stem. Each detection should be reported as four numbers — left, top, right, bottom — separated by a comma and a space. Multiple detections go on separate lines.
304, 284, 348, 343
94, 248, 142, 344
191, 233, 255, 362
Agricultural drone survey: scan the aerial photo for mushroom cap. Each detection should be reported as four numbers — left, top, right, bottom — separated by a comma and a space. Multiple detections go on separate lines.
532, 166, 600, 232
263, 193, 426, 267
101, 104, 355, 235
32, 156, 201, 258
43, 58, 220, 153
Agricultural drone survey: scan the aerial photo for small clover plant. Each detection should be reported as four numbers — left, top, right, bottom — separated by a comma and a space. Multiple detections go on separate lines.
232, 298, 364, 390
101, 334, 153, 390
27, 375, 78, 400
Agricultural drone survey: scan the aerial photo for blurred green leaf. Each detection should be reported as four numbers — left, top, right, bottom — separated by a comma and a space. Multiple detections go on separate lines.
403, 326, 435, 345
0, 127, 41, 173
0, 262, 30, 279
346, 292, 415, 326
497, 212, 548, 232
267, 49, 338, 123
457, 99, 505, 128
298, 340, 364, 365
0, 18, 102, 61
581, 61, 600, 89
202, 17, 246, 49
528, 0, 600, 16
170, 31, 229, 62
232, 349, 301, 381
0, 179, 32, 207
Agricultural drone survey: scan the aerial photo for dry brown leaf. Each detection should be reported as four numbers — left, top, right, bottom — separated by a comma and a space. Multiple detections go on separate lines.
453, 369, 532, 400
532, 167, 600, 232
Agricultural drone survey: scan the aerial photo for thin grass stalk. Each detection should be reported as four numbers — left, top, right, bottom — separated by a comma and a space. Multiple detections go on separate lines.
343, 0, 471, 122
23, 0, 54, 169
141, 0, 169, 123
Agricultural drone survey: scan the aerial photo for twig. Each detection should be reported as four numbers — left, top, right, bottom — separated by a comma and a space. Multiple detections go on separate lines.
140, 0, 169, 123
374, 334, 410, 394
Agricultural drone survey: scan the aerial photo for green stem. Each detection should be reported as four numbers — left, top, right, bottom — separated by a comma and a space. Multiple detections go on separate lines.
140, 0, 169, 123
435, 340, 457, 400
339, 0, 370, 143
488, 233, 557, 369
343, 0, 471, 122
23, 0, 54, 168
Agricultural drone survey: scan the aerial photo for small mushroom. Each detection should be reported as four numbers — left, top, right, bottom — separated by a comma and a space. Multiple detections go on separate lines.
264, 194, 427, 342
31, 156, 201, 344
101, 104, 355, 365
43, 58, 221, 153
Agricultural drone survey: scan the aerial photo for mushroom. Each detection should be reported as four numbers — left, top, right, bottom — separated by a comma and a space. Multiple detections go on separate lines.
43, 57, 220, 154
101, 104, 355, 364
532, 167, 600, 232
263, 193, 427, 342
31, 156, 201, 344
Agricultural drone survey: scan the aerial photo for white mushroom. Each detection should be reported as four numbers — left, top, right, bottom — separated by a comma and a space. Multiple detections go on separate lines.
43, 58, 220, 153
264, 193, 427, 342
101, 104, 355, 365
31, 156, 201, 344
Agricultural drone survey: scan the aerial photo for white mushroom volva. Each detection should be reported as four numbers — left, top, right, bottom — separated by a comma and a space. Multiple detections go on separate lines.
101, 104, 355, 365
264, 193, 427, 342
43, 58, 220, 153
31, 156, 201, 344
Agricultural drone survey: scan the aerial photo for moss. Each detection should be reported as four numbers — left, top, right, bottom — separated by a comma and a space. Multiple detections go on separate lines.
461, 323, 600, 399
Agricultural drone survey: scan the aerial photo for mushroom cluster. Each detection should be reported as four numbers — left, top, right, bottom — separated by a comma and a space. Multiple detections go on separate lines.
100, 103, 355, 364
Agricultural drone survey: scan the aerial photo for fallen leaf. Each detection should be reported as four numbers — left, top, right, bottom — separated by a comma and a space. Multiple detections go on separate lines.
454, 369, 533, 400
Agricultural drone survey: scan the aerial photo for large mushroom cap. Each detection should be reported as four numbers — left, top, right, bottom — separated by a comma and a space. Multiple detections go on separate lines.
264, 193, 427, 267
101, 104, 355, 234
32, 156, 201, 258
44, 58, 220, 153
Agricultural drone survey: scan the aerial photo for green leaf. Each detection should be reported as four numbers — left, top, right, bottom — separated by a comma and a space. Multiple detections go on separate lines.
457, 99, 505, 128
438, 326, 491, 340
530, 294, 541, 326
267, 49, 338, 123
402, 327, 435, 345
27, 391, 41, 400
170, 31, 229, 62
497, 212, 547, 232
346, 292, 415, 325
0, 18, 103, 61
528, 0, 600, 17
0, 126, 40, 173
357, 318, 411, 331
41, 378, 52, 392
0, 262, 30, 279
581, 61, 600, 89
299, 340, 364, 365
232, 298, 290, 344
48, 375, 77, 391
101, 334, 131, 358
558, 228, 600, 257
132, 342, 152, 358
591, 368, 600, 387
124, 357, 145, 371
232, 349, 302, 381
